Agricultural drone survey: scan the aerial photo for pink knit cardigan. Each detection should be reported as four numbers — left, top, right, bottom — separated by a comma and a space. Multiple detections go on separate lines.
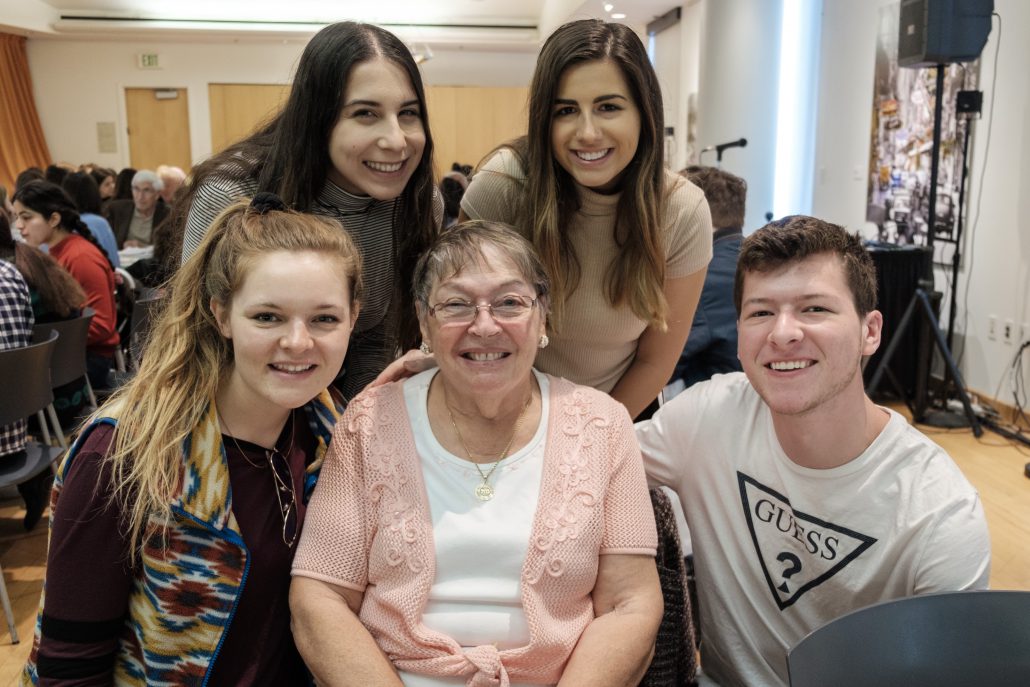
293, 374, 658, 687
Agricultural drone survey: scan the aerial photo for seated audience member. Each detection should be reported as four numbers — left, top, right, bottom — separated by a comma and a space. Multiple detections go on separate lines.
1, 217, 91, 430
156, 164, 187, 205
45, 164, 70, 187
669, 166, 747, 392
13, 181, 120, 390
62, 171, 121, 267
112, 167, 137, 202
22, 195, 360, 685
0, 254, 52, 530
89, 166, 118, 205
1, 184, 13, 221
15, 167, 44, 192
291, 221, 662, 686
635, 215, 991, 686
440, 163, 469, 228
105, 169, 169, 248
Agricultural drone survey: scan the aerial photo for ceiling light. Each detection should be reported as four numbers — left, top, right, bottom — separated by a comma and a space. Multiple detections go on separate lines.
612, 12, 626, 19
604, 3, 614, 11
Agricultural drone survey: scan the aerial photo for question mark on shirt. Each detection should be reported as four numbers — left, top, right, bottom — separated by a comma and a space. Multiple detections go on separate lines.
776, 551, 802, 593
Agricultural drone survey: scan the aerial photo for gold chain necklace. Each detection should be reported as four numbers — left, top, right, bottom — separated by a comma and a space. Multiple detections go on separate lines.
444, 388, 533, 502
217, 409, 299, 546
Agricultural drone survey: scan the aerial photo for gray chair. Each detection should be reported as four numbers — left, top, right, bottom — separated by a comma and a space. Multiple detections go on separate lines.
0, 330, 65, 644
787, 590, 1030, 687
32, 308, 99, 449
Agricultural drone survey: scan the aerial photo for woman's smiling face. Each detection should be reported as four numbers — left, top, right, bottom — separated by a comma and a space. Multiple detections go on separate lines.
549, 59, 641, 194
326, 58, 426, 200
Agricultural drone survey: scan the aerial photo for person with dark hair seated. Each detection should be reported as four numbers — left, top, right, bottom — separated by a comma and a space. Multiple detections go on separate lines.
62, 171, 121, 267
668, 166, 747, 394
440, 163, 469, 228
13, 181, 120, 390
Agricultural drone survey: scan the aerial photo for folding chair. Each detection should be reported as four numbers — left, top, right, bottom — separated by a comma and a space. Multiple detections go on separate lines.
32, 308, 100, 448
0, 331, 65, 643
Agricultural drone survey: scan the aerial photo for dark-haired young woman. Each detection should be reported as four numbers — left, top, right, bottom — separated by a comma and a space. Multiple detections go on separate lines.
13, 180, 119, 389
179, 21, 441, 401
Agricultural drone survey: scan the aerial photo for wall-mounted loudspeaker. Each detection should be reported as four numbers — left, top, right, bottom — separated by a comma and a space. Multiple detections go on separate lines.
898, 0, 993, 68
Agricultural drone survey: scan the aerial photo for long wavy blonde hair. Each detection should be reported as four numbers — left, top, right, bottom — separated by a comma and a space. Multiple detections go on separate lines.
91, 201, 363, 563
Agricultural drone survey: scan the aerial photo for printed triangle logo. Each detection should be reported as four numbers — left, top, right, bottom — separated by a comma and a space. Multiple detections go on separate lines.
737, 471, 877, 611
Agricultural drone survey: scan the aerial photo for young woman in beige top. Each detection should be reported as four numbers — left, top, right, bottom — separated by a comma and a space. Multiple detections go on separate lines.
384, 19, 712, 419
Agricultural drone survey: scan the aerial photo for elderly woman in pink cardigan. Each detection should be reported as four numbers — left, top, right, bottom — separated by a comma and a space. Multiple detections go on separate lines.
291, 221, 663, 686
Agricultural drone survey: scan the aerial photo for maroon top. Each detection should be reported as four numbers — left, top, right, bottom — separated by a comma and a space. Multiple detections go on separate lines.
38, 410, 315, 686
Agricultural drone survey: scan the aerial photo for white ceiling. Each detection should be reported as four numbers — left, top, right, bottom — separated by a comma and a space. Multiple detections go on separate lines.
11, 0, 679, 48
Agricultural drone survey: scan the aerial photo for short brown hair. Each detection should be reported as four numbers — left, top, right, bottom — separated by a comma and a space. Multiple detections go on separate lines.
413, 220, 550, 315
682, 165, 746, 231
733, 215, 877, 316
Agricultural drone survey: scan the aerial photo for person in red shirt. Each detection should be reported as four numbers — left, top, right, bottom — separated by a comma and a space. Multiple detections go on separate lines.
13, 180, 119, 389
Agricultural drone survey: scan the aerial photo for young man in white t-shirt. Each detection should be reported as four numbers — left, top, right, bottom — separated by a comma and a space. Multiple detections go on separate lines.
635, 215, 991, 687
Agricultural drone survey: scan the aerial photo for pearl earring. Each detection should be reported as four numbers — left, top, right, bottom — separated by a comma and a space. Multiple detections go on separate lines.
538, 334, 549, 349
419, 341, 432, 355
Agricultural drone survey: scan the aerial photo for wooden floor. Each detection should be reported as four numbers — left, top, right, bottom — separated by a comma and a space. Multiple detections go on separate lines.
0, 412, 1027, 684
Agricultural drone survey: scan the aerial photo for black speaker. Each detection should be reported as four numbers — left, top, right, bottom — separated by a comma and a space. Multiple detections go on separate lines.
898, 0, 993, 68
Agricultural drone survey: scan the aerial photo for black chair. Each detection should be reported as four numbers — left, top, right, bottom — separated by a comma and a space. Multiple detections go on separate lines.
639, 488, 697, 686
787, 590, 1030, 687
0, 331, 65, 644
32, 308, 99, 448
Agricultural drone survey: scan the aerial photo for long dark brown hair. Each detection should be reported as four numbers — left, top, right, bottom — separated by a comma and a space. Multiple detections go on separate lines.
500, 19, 669, 329
173, 21, 436, 349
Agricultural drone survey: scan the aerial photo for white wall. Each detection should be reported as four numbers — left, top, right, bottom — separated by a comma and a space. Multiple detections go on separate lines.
25, 37, 536, 169
811, 0, 1030, 398
696, 0, 782, 233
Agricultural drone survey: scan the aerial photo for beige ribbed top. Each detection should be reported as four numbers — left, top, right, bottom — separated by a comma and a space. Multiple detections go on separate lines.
461, 149, 713, 392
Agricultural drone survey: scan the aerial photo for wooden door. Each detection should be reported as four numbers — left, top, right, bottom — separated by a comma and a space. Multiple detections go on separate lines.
208, 83, 291, 153
426, 86, 529, 178
125, 88, 191, 171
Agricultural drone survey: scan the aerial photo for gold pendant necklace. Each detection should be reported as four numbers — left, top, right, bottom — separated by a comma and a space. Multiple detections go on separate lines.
444, 387, 533, 502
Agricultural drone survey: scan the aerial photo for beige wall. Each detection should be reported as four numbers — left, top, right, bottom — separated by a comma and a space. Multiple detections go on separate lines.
25, 37, 536, 171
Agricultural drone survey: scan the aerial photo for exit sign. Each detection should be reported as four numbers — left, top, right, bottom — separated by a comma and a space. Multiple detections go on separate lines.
137, 53, 161, 69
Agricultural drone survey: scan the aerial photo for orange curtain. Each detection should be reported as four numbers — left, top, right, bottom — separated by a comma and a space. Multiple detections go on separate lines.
0, 33, 51, 191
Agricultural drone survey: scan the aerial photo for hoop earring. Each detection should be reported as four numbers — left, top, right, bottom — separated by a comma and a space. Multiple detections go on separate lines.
419, 341, 432, 355
538, 334, 549, 349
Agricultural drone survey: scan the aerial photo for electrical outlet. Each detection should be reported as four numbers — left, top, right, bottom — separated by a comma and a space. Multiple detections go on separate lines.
987, 315, 997, 341
1003, 319, 1014, 345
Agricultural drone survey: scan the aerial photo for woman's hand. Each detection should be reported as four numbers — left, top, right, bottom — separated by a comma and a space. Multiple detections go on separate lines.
369, 348, 437, 387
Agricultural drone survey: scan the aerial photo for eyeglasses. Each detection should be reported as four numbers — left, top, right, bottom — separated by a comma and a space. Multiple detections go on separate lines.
428, 294, 538, 325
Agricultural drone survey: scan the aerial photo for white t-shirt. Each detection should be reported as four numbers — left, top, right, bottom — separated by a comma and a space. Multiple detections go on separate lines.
400, 369, 553, 687
635, 372, 991, 687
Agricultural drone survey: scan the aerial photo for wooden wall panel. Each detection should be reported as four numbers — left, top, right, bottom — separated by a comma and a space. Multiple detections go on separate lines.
125, 88, 191, 171
426, 86, 529, 178
208, 83, 290, 154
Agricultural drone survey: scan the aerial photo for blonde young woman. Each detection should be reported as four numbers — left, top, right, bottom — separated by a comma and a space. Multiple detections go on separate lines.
23, 194, 362, 686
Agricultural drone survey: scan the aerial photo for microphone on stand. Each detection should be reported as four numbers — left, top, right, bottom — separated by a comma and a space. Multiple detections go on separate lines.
715, 138, 748, 156
699, 138, 747, 164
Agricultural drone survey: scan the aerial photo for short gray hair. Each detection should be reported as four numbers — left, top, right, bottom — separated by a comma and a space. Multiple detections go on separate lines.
132, 169, 164, 191
413, 220, 550, 314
